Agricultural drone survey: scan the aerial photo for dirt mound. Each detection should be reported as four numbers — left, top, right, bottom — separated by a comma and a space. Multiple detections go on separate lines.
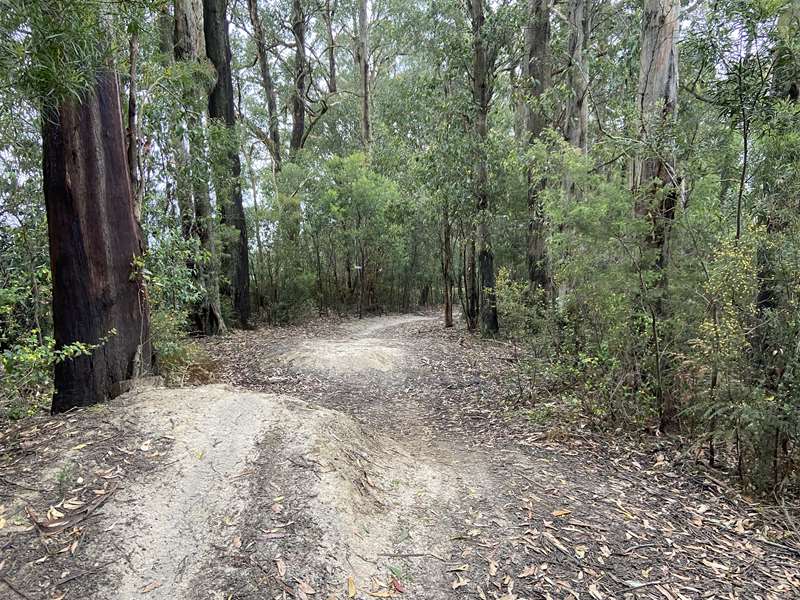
95, 384, 461, 599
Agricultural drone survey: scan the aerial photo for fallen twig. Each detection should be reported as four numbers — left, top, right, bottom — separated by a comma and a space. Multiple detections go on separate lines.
377, 552, 448, 562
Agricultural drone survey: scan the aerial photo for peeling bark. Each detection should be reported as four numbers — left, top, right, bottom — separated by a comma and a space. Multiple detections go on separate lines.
634, 0, 680, 430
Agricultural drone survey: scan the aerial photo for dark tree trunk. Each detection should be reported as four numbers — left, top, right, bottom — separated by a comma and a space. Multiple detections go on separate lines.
204, 0, 251, 327
247, 0, 282, 171
469, 0, 499, 335
441, 200, 454, 328
190, 118, 227, 334
290, 0, 307, 157
43, 71, 151, 413
464, 232, 479, 331
524, 0, 551, 293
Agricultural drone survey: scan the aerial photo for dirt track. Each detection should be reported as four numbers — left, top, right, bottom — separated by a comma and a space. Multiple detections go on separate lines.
2, 315, 799, 599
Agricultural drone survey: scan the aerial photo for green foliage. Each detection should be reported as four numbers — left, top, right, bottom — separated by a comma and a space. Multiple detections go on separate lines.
137, 228, 205, 382
0, 331, 106, 419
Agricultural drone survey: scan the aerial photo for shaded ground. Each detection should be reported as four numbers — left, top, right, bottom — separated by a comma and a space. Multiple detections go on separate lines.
1, 314, 799, 599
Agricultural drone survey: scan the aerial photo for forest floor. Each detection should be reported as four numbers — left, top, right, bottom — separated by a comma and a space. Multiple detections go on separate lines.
2, 314, 800, 599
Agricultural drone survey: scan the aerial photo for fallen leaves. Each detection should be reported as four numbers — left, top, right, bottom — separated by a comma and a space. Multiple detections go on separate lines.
451, 574, 469, 590
26, 484, 118, 537
297, 580, 316, 595
141, 580, 162, 593
276, 558, 287, 578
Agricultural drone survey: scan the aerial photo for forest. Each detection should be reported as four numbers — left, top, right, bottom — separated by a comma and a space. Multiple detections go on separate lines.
3, 1, 800, 598
1, 0, 800, 493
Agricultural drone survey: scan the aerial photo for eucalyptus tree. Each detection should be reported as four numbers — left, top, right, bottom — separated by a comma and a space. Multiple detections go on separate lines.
356, 0, 371, 149
172, 0, 227, 335
204, 0, 251, 327
467, 0, 506, 334
523, 0, 551, 293
247, 0, 283, 171
12, 2, 153, 411
634, 0, 680, 429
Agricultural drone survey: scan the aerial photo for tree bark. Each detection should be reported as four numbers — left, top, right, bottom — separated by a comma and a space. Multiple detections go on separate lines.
127, 32, 143, 227
175, 0, 227, 334
634, 0, 680, 430
43, 71, 151, 413
289, 0, 307, 157
324, 0, 338, 93
356, 0, 370, 149
441, 200, 454, 327
204, 0, 251, 327
464, 233, 479, 331
564, 0, 589, 154
158, 5, 175, 58
469, 0, 499, 334
247, 0, 282, 171
524, 0, 551, 293
175, 0, 206, 59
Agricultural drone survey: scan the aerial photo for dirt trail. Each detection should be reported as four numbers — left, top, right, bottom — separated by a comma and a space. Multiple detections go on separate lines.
3, 315, 799, 599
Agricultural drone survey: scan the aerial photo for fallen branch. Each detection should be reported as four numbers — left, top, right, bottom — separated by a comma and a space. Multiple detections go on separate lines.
377, 552, 448, 562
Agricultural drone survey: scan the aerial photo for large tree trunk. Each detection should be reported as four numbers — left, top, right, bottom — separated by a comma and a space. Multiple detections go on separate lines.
289, 0, 307, 157
356, 0, 370, 149
247, 0, 282, 171
469, 0, 499, 335
44, 71, 151, 413
204, 0, 251, 327
175, 0, 227, 335
163, 5, 196, 241
634, 0, 679, 430
524, 0, 551, 294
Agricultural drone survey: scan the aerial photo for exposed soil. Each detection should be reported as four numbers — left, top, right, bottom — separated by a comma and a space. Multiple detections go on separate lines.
2, 314, 799, 599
